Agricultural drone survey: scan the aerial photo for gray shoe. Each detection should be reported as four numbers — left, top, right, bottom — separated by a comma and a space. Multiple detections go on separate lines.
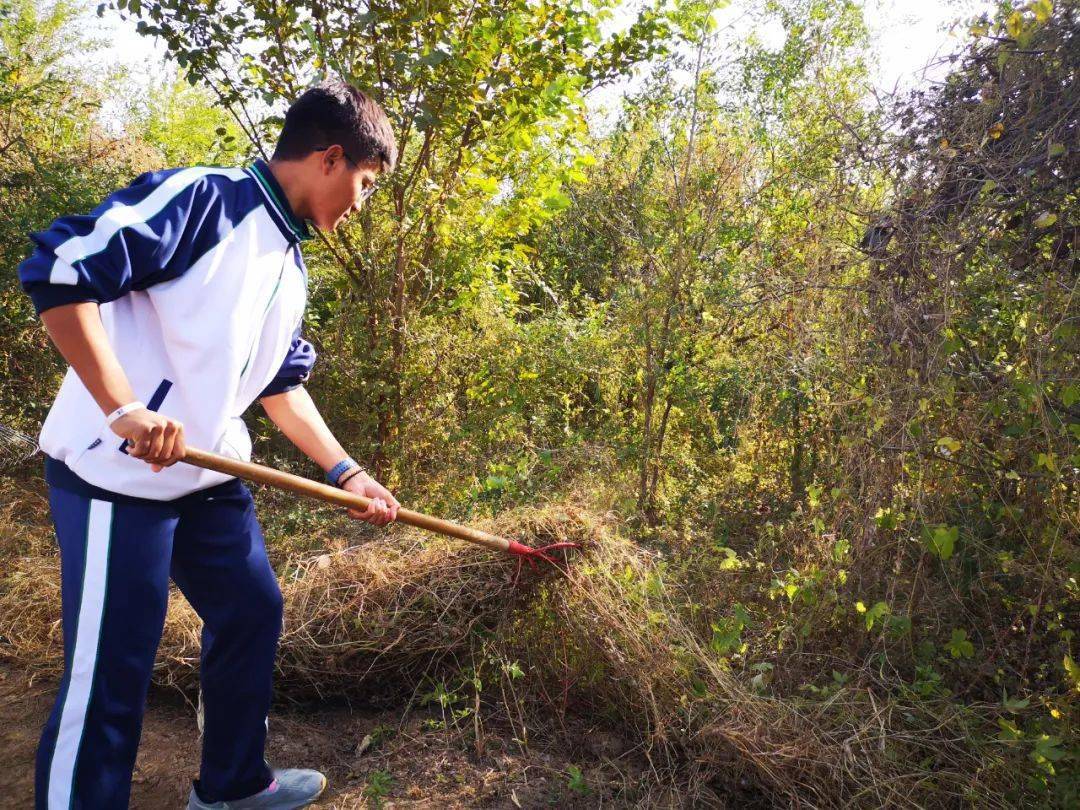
187, 769, 328, 809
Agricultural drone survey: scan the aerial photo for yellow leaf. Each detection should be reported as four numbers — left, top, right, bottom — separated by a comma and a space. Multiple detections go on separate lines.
1031, 0, 1053, 24
989, 122, 1004, 139
937, 437, 962, 454
1033, 211, 1057, 229
1006, 10, 1024, 38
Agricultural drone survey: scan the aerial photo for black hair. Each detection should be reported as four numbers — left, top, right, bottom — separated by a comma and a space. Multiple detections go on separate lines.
273, 79, 398, 172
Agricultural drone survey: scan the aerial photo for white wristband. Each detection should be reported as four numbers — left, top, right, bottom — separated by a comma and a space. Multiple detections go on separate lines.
105, 401, 146, 427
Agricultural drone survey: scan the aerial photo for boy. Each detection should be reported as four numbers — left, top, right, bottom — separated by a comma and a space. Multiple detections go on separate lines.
17, 80, 400, 809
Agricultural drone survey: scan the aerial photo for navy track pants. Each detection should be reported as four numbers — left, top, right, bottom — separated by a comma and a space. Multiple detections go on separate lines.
36, 457, 283, 809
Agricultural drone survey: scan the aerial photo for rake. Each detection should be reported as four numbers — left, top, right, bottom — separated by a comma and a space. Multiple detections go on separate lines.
0, 423, 579, 574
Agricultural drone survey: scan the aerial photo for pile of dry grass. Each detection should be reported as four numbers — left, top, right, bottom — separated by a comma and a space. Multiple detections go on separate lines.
0, 504, 577, 696
0, 497, 1000, 807
159, 508, 584, 698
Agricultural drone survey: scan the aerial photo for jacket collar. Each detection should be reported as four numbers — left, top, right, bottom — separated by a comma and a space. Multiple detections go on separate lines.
246, 159, 313, 243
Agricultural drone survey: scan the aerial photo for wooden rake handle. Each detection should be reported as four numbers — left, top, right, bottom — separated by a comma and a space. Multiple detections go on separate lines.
182, 447, 514, 554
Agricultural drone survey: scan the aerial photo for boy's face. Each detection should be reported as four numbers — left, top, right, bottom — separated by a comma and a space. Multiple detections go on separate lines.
309, 145, 383, 231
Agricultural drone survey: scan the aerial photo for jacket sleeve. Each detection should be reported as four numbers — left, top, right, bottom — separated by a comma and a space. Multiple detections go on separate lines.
259, 326, 317, 398
17, 168, 232, 315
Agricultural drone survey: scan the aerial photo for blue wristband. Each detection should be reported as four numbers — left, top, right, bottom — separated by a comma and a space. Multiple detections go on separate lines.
326, 458, 358, 486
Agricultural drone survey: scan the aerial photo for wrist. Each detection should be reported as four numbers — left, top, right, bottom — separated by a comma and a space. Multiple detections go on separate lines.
105, 400, 146, 426
326, 457, 362, 486
336, 467, 368, 487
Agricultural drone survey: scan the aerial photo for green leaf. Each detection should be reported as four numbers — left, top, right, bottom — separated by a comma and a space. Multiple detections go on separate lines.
467, 174, 500, 195
832, 538, 851, 562
505, 661, 524, 680
874, 507, 901, 530
858, 600, 890, 631
1035, 452, 1057, 472
946, 628, 974, 658
420, 48, 450, 66
717, 547, 742, 570
886, 614, 912, 637
1032, 735, 1065, 763
541, 190, 572, 212
709, 609, 747, 656
998, 717, 1023, 741
924, 525, 958, 560
1002, 693, 1030, 713
566, 765, 589, 794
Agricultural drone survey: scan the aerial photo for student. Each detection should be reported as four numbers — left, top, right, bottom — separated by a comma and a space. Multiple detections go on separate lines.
17, 79, 400, 809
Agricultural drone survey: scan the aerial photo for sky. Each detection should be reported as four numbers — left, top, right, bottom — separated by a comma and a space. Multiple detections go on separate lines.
863, 0, 993, 93
86, 0, 993, 130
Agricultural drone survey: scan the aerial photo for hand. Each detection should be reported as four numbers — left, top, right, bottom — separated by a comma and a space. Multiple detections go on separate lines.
341, 471, 400, 526
110, 408, 186, 472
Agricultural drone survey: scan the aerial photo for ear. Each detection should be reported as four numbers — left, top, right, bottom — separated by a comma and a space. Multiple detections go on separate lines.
321, 145, 350, 173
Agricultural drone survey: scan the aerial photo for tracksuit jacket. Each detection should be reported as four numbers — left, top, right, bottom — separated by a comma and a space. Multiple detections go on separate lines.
17, 159, 316, 808
20, 160, 316, 500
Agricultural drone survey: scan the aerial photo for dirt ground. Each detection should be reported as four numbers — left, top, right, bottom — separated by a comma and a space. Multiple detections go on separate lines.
0, 662, 654, 809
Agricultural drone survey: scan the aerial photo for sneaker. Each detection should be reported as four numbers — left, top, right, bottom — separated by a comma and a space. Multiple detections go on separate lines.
187, 769, 328, 809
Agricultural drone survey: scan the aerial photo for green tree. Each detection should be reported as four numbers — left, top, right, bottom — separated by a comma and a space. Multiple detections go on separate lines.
0, 0, 149, 430
132, 72, 251, 166
106, 0, 670, 486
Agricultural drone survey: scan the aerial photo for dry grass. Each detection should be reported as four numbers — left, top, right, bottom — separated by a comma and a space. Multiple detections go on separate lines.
0, 488, 1011, 808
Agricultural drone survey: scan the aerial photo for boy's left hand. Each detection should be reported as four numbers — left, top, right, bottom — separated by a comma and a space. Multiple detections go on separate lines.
341, 472, 400, 526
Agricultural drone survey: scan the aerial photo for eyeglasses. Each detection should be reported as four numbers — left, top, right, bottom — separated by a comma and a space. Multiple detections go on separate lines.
313, 146, 379, 203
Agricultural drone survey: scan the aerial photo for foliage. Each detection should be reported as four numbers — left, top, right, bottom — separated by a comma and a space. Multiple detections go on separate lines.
129, 73, 251, 166
362, 768, 393, 808
0, 0, 1077, 805
0, 0, 251, 433
101, 0, 671, 483
0, 0, 136, 430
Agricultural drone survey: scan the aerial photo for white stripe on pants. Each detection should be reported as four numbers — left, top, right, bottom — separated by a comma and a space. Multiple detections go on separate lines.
48, 498, 112, 809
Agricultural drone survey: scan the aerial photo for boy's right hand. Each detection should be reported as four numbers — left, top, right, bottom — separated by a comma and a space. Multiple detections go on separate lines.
110, 409, 186, 472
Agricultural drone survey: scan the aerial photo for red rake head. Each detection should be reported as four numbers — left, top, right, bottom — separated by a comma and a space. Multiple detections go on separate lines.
506, 538, 580, 585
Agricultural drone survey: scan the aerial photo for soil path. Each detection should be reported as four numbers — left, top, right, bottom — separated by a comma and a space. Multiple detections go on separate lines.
0, 663, 639, 808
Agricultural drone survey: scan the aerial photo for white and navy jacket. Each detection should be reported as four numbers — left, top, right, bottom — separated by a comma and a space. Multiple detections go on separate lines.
18, 159, 316, 500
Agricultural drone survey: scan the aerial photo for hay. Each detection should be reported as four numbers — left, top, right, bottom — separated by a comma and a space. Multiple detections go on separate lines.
159, 507, 583, 698
0, 506, 579, 693
0, 500, 997, 807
